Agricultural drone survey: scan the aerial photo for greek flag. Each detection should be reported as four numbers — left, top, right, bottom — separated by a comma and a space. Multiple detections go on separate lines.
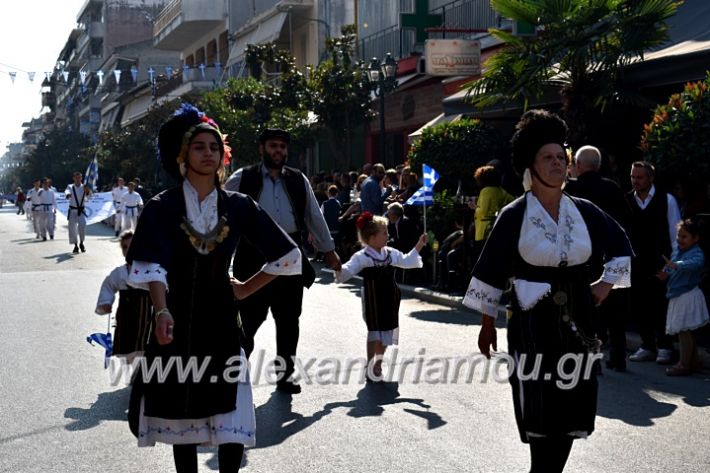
84, 156, 99, 191
406, 164, 440, 206
87, 332, 113, 368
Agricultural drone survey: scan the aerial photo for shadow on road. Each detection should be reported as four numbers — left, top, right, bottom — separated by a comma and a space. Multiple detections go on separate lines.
321, 382, 447, 430
63, 387, 130, 431
408, 309, 481, 326
597, 368, 710, 426
42, 252, 76, 263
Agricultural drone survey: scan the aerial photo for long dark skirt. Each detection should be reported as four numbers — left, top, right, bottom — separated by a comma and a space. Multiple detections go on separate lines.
507, 266, 600, 443
113, 288, 152, 357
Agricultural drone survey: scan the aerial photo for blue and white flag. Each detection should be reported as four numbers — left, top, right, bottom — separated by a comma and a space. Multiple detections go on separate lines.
84, 156, 99, 191
87, 332, 113, 368
406, 164, 440, 206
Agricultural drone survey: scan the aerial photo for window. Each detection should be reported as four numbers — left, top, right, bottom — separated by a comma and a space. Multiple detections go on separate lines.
195, 47, 205, 65
206, 40, 217, 66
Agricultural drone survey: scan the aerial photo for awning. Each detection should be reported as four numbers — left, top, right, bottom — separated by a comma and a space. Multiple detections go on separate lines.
408, 113, 462, 143
226, 12, 287, 67
442, 83, 560, 118
99, 102, 122, 132
623, 1, 710, 87
121, 93, 154, 127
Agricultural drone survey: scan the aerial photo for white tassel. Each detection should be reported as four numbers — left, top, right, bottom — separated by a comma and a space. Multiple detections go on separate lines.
523, 168, 533, 191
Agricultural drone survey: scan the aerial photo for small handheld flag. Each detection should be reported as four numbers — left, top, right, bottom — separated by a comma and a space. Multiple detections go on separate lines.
84, 156, 99, 191
87, 313, 113, 369
405, 164, 439, 233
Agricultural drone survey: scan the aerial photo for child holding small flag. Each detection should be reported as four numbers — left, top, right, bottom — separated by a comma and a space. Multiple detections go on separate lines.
95, 231, 152, 362
336, 212, 427, 382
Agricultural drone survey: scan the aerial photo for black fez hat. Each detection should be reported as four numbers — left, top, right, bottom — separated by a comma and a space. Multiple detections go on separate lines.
510, 109, 568, 176
259, 128, 291, 144
158, 103, 227, 180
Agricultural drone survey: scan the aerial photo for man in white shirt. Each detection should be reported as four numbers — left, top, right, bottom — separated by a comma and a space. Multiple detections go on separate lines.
626, 161, 682, 364
65, 171, 91, 254
111, 177, 128, 236
120, 181, 143, 232
37, 178, 57, 240
28, 180, 41, 237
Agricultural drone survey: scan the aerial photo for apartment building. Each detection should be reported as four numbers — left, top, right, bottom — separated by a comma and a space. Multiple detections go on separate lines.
47, 0, 166, 141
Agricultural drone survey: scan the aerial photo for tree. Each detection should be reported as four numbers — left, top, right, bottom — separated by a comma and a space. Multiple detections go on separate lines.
309, 25, 374, 170
199, 44, 315, 169
467, 0, 681, 148
641, 72, 710, 186
17, 127, 94, 188
96, 98, 186, 191
407, 118, 509, 192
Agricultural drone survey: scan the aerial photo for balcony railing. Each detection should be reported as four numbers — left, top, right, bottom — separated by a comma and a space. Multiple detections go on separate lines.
360, 25, 417, 62
153, 0, 225, 50
360, 0, 501, 61
428, 0, 501, 39
153, 0, 182, 36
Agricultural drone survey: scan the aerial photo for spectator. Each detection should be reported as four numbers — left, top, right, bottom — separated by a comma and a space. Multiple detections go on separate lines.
566, 145, 633, 371
321, 185, 342, 249
360, 163, 392, 215
336, 173, 353, 204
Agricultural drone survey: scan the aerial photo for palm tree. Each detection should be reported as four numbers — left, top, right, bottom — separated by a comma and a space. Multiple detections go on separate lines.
467, 0, 681, 148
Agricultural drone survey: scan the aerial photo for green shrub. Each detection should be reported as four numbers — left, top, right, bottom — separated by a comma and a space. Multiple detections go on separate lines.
407, 118, 509, 191
641, 72, 710, 182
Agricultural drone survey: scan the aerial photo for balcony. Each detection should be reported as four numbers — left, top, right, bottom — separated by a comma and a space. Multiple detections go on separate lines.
428, 0, 501, 40
42, 92, 56, 108
87, 21, 105, 38
360, 0, 501, 61
153, 0, 226, 51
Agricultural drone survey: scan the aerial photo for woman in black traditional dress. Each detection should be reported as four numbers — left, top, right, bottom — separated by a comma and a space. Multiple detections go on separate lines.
463, 110, 633, 473
126, 104, 300, 472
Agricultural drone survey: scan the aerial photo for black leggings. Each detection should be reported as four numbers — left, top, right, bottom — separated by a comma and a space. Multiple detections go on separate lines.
528, 435, 574, 473
173, 443, 244, 473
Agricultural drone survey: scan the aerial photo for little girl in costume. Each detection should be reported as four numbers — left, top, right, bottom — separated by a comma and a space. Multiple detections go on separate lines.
95, 231, 152, 362
336, 212, 427, 381
657, 219, 709, 376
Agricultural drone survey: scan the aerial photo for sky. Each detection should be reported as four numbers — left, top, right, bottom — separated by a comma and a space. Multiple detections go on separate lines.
0, 0, 87, 153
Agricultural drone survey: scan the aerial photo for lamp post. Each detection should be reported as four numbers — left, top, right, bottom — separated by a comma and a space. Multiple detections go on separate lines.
365, 53, 397, 165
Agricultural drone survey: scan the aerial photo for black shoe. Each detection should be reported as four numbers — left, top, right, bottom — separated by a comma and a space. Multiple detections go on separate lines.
50, 235, 54, 240
80, 243, 86, 252
42, 236, 47, 241
605, 359, 627, 372
115, 231, 120, 237
73, 245, 79, 254
276, 381, 302, 394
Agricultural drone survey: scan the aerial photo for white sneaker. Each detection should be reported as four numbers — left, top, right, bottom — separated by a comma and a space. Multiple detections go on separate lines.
629, 347, 656, 362
656, 348, 673, 364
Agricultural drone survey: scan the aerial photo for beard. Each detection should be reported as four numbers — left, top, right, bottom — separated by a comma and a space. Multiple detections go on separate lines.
262, 148, 286, 170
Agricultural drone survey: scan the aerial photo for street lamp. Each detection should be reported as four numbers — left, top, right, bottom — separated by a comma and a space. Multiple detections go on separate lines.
365, 53, 397, 165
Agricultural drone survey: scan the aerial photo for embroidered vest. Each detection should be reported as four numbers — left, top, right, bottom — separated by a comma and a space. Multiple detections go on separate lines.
238, 164, 307, 239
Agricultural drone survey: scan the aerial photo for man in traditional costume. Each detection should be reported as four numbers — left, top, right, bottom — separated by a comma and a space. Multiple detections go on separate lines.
225, 128, 342, 394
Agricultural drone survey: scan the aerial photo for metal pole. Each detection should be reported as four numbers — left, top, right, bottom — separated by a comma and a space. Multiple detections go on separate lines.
289, 7, 293, 55
379, 88, 386, 164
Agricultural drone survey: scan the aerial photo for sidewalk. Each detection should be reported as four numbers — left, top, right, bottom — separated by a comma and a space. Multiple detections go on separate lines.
319, 264, 710, 368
